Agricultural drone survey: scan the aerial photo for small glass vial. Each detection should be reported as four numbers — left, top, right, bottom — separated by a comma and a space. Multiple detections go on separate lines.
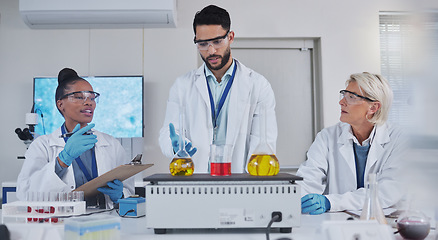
169, 108, 194, 176
247, 104, 279, 176
360, 173, 387, 224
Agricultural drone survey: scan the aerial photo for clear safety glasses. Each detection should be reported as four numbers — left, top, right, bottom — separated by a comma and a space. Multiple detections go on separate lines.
194, 31, 230, 51
339, 90, 376, 105
60, 91, 100, 104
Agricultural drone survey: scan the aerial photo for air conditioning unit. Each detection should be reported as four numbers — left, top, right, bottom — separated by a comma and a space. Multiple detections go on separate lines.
19, 0, 177, 29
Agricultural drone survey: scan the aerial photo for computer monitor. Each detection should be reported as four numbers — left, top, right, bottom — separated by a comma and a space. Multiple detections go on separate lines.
33, 76, 144, 138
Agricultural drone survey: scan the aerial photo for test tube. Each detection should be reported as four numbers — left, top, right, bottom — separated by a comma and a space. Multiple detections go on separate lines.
72, 191, 84, 202
37, 192, 45, 222
64, 192, 73, 213
48, 192, 57, 213
49, 192, 58, 223
57, 192, 65, 215
68, 192, 74, 213
42, 192, 50, 222
26, 192, 35, 222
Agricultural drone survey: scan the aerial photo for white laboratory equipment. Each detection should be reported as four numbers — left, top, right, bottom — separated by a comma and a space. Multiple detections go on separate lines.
144, 173, 302, 234
15, 112, 39, 150
2, 201, 86, 224
2, 191, 86, 224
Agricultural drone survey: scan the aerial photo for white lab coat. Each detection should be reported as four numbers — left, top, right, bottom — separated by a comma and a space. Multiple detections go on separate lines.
16, 127, 135, 209
159, 59, 277, 173
296, 122, 406, 211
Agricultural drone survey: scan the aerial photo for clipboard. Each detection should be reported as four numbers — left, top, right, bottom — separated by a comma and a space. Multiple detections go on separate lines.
74, 154, 153, 198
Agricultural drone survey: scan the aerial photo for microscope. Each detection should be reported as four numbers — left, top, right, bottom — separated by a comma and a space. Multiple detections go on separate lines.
15, 113, 39, 149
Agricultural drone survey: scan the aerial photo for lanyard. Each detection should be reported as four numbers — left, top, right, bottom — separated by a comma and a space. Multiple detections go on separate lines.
61, 124, 98, 182
205, 62, 237, 128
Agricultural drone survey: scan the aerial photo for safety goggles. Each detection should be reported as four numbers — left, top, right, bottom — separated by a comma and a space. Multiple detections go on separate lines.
339, 90, 376, 105
59, 91, 100, 104
194, 31, 230, 50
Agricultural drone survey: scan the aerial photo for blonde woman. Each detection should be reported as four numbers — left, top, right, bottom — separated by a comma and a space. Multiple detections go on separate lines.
297, 72, 405, 214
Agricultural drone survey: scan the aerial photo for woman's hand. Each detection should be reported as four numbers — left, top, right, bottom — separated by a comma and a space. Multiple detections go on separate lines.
97, 179, 124, 203
58, 123, 97, 167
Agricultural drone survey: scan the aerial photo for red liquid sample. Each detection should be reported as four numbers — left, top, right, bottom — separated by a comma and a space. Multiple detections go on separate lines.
50, 206, 58, 223
38, 208, 44, 222
210, 162, 231, 176
27, 206, 32, 222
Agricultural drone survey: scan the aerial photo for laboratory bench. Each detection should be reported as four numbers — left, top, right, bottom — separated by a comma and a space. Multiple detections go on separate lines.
1, 209, 436, 240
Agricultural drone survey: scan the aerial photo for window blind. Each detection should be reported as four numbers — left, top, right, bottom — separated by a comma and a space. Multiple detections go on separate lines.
379, 13, 414, 127
379, 12, 438, 127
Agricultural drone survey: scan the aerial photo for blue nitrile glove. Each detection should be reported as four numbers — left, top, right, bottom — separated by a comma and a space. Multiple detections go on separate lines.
97, 179, 124, 203
184, 142, 197, 157
169, 123, 197, 157
58, 123, 97, 166
301, 193, 331, 215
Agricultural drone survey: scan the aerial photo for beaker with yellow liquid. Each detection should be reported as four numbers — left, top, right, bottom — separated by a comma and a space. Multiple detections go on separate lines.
169, 108, 194, 176
247, 104, 280, 176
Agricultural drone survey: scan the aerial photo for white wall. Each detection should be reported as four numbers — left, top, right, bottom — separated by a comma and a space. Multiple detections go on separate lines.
1, 0, 437, 187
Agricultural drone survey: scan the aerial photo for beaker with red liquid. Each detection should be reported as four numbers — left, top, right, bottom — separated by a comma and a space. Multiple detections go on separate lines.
210, 144, 232, 176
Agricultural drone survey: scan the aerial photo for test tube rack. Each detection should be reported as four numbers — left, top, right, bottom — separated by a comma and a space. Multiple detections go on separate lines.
2, 201, 86, 224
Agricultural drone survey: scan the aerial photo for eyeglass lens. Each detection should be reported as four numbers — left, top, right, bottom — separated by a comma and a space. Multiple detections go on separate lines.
195, 32, 229, 50
196, 38, 227, 50
68, 92, 99, 104
340, 91, 362, 105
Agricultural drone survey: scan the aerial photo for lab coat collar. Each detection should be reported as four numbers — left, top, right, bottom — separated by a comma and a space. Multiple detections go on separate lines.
195, 65, 213, 121
204, 59, 235, 84
195, 59, 248, 83
47, 126, 110, 148
373, 123, 391, 145
338, 123, 356, 174
338, 122, 352, 145
194, 59, 253, 146
338, 122, 391, 180
337, 123, 389, 146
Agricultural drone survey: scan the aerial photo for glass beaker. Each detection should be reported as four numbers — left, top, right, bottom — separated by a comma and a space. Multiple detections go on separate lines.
247, 104, 279, 176
169, 108, 194, 176
210, 144, 232, 176
360, 173, 387, 224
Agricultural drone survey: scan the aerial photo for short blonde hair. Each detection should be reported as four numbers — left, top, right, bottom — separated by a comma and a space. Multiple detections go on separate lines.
346, 72, 393, 125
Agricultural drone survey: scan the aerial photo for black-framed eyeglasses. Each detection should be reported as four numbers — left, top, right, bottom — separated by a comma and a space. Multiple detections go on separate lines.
193, 30, 230, 50
59, 91, 100, 104
339, 90, 376, 105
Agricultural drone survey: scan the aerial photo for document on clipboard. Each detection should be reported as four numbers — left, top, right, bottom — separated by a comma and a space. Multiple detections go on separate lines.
73, 154, 153, 198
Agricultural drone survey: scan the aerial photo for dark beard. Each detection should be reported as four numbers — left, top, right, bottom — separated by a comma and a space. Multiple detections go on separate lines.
201, 46, 231, 71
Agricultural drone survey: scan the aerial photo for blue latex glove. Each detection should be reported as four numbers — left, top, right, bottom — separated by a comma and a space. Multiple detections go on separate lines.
58, 123, 97, 166
169, 123, 197, 157
301, 193, 331, 215
97, 179, 124, 203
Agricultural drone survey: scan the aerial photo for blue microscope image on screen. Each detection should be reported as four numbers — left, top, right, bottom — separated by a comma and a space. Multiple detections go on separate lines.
33, 76, 143, 138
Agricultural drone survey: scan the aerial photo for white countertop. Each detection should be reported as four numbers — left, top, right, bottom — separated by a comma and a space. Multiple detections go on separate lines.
1, 209, 436, 240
